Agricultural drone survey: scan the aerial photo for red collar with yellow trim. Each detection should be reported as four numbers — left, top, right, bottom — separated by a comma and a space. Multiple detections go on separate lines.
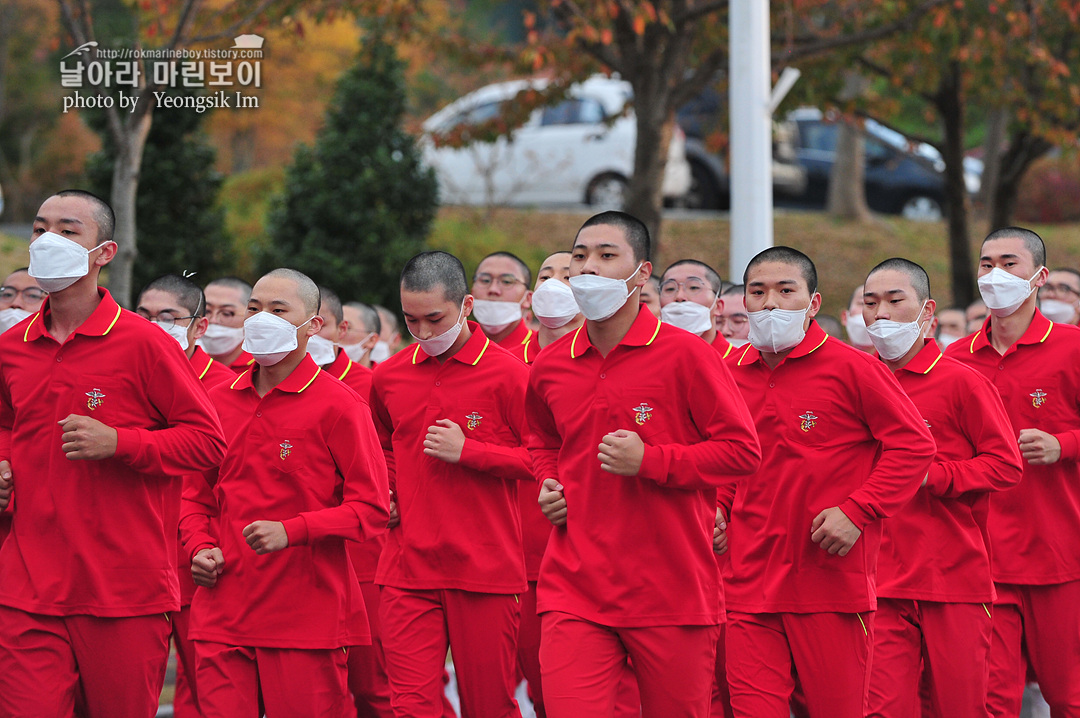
711, 333, 733, 358
498, 320, 533, 348
190, 346, 216, 380
230, 353, 322, 393
326, 347, 354, 380
968, 309, 1053, 354
900, 338, 944, 375
411, 321, 492, 366
735, 320, 829, 366
568, 304, 662, 359
23, 287, 121, 342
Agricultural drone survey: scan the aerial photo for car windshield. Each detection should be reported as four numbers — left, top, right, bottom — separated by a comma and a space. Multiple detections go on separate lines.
802, 123, 837, 152
437, 100, 505, 133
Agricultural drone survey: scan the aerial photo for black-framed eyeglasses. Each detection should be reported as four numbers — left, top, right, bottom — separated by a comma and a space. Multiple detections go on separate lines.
0, 286, 47, 303
474, 273, 525, 289
137, 311, 197, 331
1043, 282, 1080, 297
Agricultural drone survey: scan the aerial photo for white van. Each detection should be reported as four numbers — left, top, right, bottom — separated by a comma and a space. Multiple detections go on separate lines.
421, 76, 691, 209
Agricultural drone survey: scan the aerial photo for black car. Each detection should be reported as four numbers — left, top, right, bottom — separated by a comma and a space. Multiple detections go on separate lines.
788, 111, 947, 220
676, 88, 807, 210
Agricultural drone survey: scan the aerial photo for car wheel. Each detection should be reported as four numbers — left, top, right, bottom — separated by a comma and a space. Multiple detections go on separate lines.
586, 174, 629, 210
685, 161, 723, 211
900, 195, 944, 222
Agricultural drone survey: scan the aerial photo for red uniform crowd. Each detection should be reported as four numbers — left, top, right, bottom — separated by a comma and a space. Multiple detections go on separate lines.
0, 190, 1075, 718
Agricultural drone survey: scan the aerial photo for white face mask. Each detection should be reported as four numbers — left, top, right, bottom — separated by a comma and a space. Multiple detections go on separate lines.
747, 302, 812, 354
866, 300, 929, 361
1039, 298, 1076, 324
28, 232, 110, 293
728, 337, 750, 348
0, 307, 33, 334
978, 267, 1041, 317
661, 298, 715, 336
569, 263, 643, 322
370, 340, 392, 364
242, 311, 315, 366
531, 279, 580, 329
199, 323, 245, 356
154, 318, 190, 351
471, 299, 522, 334
409, 300, 466, 357
844, 311, 871, 347
306, 333, 337, 366
937, 333, 962, 349
341, 332, 377, 362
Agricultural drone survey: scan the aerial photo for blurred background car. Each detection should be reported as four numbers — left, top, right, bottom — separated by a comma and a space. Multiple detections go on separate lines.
421, 76, 691, 209
785, 107, 982, 221
676, 86, 807, 210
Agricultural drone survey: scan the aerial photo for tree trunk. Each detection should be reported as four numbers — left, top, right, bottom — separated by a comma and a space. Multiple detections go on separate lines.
975, 107, 1008, 220
109, 110, 152, 307
827, 122, 872, 222
627, 84, 673, 264
991, 131, 1053, 230
935, 64, 974, 307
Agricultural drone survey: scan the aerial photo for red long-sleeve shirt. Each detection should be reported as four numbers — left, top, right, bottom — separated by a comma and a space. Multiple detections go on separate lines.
370, 323, 531, 594
181, 355, 389, 648
878, 340, 1023, 602
946, 311, 1080, 585
527, 306, 761, 627
178, 346, 236, 608
723, 321, 936, 614
0, 289, 226, 617
322, 348, 382, 583
516, 342, 552, 581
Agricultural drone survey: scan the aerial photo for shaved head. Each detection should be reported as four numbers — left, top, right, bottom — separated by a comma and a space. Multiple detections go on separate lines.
401, 251, 468, 306
262, 268, 321, 315
54, 189, 115, 243
983, 226, 1046, 268
745, 246, 817, 295
866, 258, 931, 302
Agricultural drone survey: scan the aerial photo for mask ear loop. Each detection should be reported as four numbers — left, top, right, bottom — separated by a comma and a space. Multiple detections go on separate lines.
914, 299, 930, 342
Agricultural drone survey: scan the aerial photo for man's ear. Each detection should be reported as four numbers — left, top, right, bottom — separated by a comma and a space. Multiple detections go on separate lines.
631, 261, 653, 290
1034, 266, 1050, 288
191, 316, 210, 341
93, 241, 118, 267
713, 298, 725, 323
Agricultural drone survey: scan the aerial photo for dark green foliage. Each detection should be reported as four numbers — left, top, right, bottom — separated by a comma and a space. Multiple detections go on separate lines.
261, 31, 438, 307
86, 88, 231, 292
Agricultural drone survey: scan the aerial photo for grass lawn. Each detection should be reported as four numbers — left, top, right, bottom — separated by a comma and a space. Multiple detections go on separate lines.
0, 232, 29, 280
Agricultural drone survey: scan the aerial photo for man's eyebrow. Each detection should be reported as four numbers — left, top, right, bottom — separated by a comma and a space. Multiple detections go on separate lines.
35, 216, 84, 226
573, 242, 620, 250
